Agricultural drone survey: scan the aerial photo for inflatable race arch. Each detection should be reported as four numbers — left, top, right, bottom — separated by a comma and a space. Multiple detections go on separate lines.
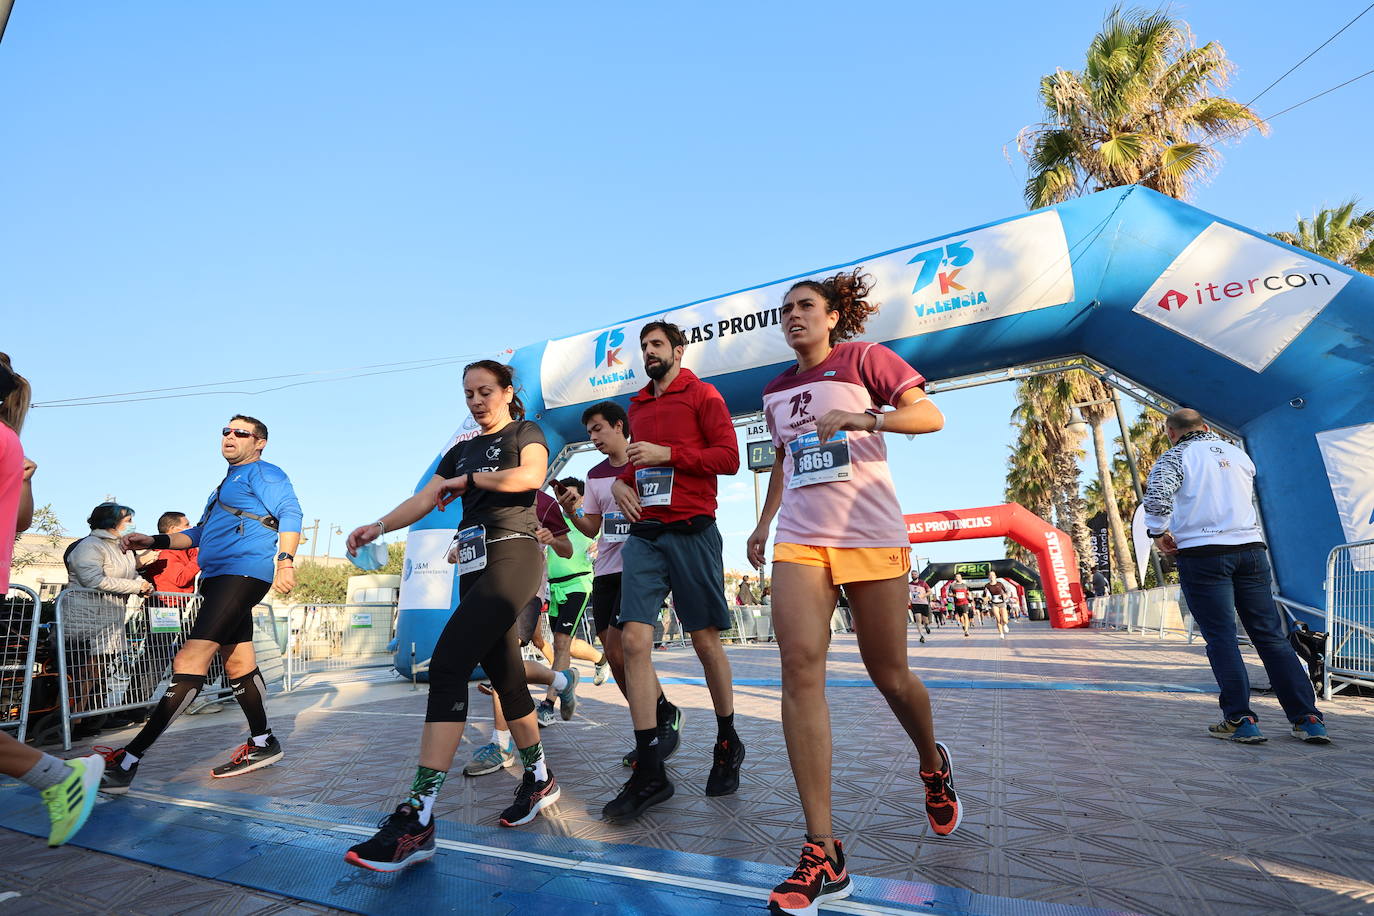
906, 504, 1085, 627
393, 185, 1374, 674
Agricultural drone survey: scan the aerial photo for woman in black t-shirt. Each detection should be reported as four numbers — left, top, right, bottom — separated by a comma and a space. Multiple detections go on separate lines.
342, 360, 562, 872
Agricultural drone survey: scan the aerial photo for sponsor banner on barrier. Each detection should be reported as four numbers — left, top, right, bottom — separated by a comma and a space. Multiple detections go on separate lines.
1131, 222, 1351, 372
1316, 423, 1374, 571
539, 210, 1075, 409
397, 529, 458, 613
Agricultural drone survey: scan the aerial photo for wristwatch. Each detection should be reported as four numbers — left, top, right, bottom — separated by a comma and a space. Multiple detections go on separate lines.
276, 552, 295, 563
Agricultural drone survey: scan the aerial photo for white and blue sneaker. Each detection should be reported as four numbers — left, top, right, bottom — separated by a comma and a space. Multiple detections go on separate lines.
1290, 715, 1331, 744
558, 668, 580, 721
464, 737, 518, 776
1209, 716, 1266, 744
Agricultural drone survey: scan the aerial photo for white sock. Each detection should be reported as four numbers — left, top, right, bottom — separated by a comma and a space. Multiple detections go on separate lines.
19, 753, 67, 791
251, 732, 272, 748
550, 671, 568, 692
494, 728, 512, 749
532, 756, 548, 781
121, 750, 140, 770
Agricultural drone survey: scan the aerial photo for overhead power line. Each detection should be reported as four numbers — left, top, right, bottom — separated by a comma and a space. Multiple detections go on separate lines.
1245, 2, 1374, 107
32, 353, 486, 408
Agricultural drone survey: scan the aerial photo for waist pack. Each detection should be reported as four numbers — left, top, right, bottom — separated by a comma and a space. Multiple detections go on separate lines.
629, 514, 713, 541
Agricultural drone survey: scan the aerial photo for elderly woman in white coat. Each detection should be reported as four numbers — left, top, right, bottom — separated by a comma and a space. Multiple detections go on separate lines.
62, 503, 151, 719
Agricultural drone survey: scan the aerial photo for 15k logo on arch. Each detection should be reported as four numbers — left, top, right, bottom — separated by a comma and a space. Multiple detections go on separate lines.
588, 327, 636, 391
907, 239, 989, 318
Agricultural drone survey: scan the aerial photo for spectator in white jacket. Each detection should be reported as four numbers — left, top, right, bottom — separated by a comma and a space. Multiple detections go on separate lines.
63, 503, 151, 723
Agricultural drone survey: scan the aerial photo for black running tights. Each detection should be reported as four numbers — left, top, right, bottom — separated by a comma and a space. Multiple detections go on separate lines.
426, 536, 541, 724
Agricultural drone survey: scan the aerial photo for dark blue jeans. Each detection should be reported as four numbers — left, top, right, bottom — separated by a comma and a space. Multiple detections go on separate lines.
1176, 548, 1321, 724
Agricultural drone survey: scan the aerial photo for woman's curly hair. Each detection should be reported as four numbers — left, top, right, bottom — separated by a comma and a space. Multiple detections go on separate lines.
786, 268, 880, 344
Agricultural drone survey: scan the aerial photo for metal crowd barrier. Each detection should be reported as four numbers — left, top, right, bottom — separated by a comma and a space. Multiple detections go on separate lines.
1, 585, 44, 743
283, 603, 397, 690
1324, 539, 1374, 700
1089, 586, 1193, 640
53, 588, 287, 750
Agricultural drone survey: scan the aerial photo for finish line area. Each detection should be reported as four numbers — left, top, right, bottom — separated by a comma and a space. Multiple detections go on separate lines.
4, 624, 1374, 915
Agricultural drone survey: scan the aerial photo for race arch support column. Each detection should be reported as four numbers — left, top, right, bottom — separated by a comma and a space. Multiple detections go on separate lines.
905, 504, 1088, 628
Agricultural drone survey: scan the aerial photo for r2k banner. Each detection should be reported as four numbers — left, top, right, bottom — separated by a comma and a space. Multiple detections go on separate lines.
1132, 222, 1351, 373
539, 210, 1075, 410
1316, 423, 1374, 571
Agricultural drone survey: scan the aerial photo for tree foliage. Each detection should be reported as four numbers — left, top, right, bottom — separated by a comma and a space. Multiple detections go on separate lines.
11, 504, 65, 572
1019, 5, 1264, 208
1272, 199, 1374, 275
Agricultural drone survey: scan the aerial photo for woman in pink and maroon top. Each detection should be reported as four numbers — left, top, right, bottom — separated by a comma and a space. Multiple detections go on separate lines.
747, 270, 962, 916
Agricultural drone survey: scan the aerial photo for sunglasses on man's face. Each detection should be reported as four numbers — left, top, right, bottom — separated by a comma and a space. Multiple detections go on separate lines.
222, 427, 257, 439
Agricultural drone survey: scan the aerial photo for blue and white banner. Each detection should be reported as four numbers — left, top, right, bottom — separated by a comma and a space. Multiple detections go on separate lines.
538, 210, 1075, 409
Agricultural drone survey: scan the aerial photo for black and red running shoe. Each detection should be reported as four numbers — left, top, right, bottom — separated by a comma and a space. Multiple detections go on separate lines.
345, 804, 436, 872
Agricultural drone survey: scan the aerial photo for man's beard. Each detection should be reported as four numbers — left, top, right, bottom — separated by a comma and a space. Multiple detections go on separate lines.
645, 358, 671, 381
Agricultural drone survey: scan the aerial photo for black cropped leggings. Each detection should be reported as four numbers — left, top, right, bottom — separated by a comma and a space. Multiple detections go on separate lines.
426, 535, 542, 724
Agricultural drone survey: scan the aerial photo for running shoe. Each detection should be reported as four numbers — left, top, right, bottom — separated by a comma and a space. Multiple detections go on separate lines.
1209, 717, 1266, 743
558, 667, 580, 721
211, 736, 284, 778
920, 741, 962, 836
344, 804, 436, 872
536, 700, 558, 727
499, 769, 561, 827
919, 633, 925, 644
94, 746, 137, 795
40, 754, 104, 847
602, 770, 674, 820
463, 737, 517, 777
705, 737, 745, 797
1291, 715, 1331, 744
593, 659, 610, 686
767, 840, 852, 915
622, 704, 684, 767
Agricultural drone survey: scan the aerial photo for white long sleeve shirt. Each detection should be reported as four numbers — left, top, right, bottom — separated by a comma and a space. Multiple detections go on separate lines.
1143, 431, 1265, 550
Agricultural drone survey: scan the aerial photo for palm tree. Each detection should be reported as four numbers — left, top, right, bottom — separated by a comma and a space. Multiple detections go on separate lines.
1272, 200, 1374, 275
1019, 6, 1265, 208
1009, 376, 1093, 579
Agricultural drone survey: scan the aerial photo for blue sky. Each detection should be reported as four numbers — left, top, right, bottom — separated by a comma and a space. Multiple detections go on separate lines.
5, 1, 1371, 577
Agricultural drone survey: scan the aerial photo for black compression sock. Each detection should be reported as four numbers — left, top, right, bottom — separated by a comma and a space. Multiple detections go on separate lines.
229, 668, 271, 737
127, 673, 206, 758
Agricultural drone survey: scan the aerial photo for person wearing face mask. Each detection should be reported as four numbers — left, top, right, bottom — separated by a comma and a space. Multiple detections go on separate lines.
746, 269, 959, 916
62, 502, 152, 730
342, 360, 563, 872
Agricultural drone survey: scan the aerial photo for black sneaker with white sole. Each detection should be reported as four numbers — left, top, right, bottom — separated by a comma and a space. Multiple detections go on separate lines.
499, 770, 561, 826
93, 746, 136, 795
705, 737, 745, 797
211, 736, 284, 778
344, 804, 436, 872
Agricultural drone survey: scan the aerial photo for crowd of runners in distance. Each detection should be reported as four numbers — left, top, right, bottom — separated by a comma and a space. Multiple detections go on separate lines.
1, 269, 971, 915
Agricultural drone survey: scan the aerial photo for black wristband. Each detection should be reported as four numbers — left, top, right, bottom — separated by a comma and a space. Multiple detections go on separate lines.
149, 534, 172, 549
466, 472, 477, 491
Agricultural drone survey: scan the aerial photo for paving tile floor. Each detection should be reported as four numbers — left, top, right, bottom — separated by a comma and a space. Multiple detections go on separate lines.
4, 620, 1372, 915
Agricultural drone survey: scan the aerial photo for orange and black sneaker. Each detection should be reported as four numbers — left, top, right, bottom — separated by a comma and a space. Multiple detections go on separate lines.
920, 740, 962, 836
768, 840, 852, 915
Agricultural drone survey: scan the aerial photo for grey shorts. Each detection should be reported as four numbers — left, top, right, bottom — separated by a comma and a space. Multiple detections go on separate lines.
618, 522, 732, 634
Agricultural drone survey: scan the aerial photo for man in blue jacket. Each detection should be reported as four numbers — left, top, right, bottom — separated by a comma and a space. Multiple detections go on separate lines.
100, 415, 303, 792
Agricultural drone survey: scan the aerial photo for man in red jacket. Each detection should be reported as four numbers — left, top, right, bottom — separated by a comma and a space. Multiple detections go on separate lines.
604, 320, 743, 821
142, 512, 200, 594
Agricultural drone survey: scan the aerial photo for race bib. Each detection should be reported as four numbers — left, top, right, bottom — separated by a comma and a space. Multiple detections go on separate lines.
602, 511, 631, 544
148, 606, 182, 634
456, 525, 488, 575
787, 431, 852, 488
635, 467, 674, 507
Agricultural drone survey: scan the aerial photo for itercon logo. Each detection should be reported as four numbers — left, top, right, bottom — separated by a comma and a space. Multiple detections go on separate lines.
588, 326, 636, 390
1156, 270, 1333, 311
908, 239, 989, 318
